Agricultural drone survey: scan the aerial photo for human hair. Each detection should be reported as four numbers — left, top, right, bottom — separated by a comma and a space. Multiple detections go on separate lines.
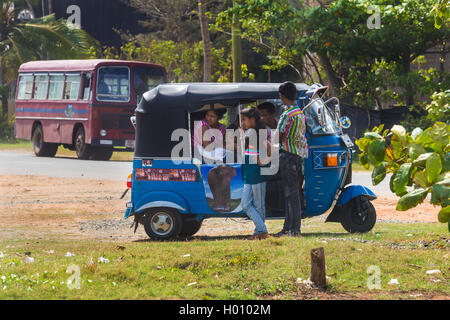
240, 107, 265, 130
206, 108, 226, 120
257, 101, 276, 115
278, 81, 298, 101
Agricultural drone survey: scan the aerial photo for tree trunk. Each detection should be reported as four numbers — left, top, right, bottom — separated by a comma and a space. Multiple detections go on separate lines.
198, 0, 212, 82
232, 0, 242, 83
0, 58, 7, 116
305, 50, 324, 84
310, 247, 327, 289
48, 0, 53, 14
318, 53, 343, 96
440, 40, 447, 82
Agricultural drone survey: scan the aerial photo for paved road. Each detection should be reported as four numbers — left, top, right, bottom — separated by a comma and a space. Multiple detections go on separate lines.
0, 151, 392, 195
0, 151, 132, 181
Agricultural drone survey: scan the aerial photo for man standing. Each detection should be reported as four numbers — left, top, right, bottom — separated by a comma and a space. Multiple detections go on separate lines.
275, 81, 309, 237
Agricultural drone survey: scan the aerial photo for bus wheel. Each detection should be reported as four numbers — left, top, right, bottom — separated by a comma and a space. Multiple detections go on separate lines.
90, 148, 113, 161
341, 196, 376, 233
32, 125, 58, 157
178, 218, 203, 238
74, 126, 91, 160
143, 208, 182, 240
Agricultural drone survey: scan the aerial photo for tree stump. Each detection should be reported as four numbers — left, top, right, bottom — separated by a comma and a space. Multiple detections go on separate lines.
310, 247, 327, 289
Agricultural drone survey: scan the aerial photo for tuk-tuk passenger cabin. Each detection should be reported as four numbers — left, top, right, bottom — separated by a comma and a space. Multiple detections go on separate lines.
125, 83, 377, 240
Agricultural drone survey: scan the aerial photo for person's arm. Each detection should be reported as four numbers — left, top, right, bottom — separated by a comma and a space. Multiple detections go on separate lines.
277, 111, 289, 142
201, 125, 213, 148
257, 139, 272, 166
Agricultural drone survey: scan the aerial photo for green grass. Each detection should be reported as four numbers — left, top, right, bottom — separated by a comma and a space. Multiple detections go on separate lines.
0, 140, 133, 161
351, 153, 372, 172
0, 139, 32, 150
0, 220, 448, 300
352, 161, 372, 172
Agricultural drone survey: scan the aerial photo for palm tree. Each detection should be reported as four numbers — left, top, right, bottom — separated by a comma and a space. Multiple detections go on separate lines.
0, 0, 95, 115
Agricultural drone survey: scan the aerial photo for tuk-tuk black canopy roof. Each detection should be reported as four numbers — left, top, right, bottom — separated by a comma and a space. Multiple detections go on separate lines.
137, 82, 311, 113
134, 82, 312, 158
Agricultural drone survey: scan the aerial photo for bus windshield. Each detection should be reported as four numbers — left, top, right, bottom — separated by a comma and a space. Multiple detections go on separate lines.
133, 66, 165, 102
304, 98, 341, 135
97, 66, 130, 102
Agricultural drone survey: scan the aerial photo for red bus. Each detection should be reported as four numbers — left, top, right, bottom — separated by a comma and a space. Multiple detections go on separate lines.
14, 59, 167, 160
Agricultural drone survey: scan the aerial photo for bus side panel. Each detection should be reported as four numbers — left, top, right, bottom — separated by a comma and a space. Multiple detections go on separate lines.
16, 101, 63, 144
14, 118, 33, 140
42, 119, 62, 144
60, 121, 75, 144
60, 102, 90, 145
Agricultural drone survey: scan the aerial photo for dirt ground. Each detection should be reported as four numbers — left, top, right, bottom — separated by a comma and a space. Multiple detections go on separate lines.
0, 174, 441, 241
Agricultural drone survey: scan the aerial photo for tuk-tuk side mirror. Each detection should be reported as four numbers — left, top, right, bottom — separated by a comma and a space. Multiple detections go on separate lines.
340, 116, 352, 129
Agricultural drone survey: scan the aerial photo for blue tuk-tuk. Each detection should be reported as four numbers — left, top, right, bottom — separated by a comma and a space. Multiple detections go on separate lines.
124, 83, 377, 240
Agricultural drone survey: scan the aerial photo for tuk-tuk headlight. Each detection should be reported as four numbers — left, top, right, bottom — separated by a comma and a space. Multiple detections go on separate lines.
100, 129, 107, 137
324, 153, 339, 167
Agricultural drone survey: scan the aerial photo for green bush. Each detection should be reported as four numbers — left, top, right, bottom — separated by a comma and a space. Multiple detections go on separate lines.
401, 90, 450, 132
0, 115, 15, 142
356, 122, 450, 231
426, 90, 450, 123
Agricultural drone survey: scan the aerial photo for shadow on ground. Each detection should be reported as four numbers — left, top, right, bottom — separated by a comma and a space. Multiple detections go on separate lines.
132, 231, 352, 242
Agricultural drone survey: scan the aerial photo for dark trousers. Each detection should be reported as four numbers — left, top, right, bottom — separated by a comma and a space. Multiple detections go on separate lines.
280, 150, 303, 234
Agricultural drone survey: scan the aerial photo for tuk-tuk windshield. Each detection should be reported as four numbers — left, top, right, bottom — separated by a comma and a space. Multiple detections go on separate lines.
303, 98, 341, 135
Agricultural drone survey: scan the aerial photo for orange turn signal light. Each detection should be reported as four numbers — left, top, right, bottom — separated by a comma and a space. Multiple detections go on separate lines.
324, 153, 339, 167
127, 173, 132, 189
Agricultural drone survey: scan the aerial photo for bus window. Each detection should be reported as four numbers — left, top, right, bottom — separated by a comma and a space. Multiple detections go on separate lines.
33, 74, 49, 100
133, 66, 165, 102
17, 74, 34, 100
48, 74, 65, 100
81, 73, 92, 100
97, 66, 130, 102
64, 74, 81, 100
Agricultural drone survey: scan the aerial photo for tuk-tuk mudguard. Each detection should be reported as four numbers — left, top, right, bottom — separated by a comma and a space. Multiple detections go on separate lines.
132, 191, 190, 216
338, 185, 377, 206
125, 207, 133, 219
326, 185, 377, 223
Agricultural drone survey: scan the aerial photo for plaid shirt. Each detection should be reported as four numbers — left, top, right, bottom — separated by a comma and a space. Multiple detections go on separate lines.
277, 105, 308, 158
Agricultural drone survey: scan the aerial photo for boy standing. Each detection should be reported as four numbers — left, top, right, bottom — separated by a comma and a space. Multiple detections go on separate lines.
275, 82, 308, 237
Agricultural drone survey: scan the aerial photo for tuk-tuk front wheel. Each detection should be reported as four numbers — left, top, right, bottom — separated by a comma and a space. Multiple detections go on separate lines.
143, 208, 182, 240
341, 196, 376, 233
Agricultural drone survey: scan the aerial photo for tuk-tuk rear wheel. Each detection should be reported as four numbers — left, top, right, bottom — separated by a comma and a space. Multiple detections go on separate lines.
341, 196, 376, 233
143, 208, 182, 240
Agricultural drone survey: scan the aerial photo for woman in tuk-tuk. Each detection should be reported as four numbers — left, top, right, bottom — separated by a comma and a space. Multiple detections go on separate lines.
192, 109, 227, 160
